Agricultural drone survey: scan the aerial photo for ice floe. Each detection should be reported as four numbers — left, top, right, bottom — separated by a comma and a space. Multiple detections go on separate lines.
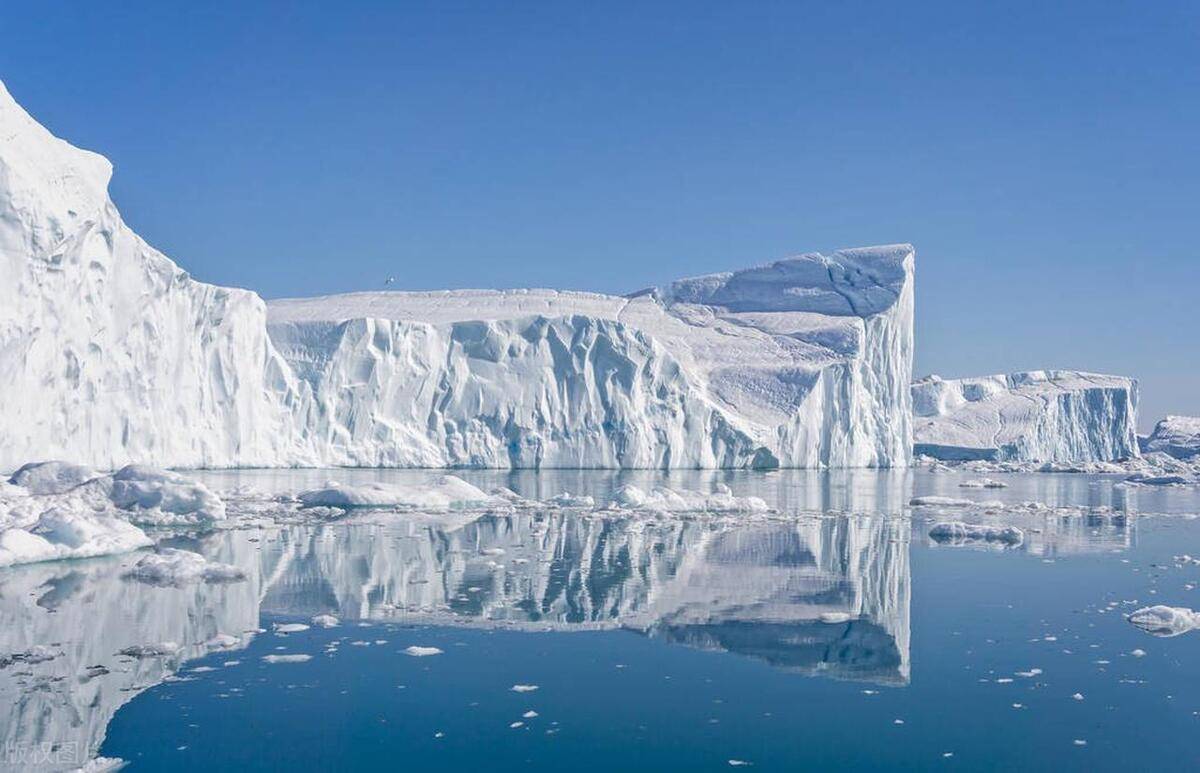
928, 522, 1024, 546
403, 646, 443, 657
609, 484, 769, 513
123, 548, 246, 586
1126, 605, 1200, 637
262, 654, 312, 664
297, 475, 496, 510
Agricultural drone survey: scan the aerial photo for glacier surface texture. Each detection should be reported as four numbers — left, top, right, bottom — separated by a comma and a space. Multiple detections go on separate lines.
0, 81, 914, 470
912, 371, 1140, 463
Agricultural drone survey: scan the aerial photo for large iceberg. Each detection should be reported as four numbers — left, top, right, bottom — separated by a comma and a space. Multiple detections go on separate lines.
912, 371, 1139, 463
0, 80, 914, 470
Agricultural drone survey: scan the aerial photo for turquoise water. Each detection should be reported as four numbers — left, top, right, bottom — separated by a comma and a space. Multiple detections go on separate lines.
3, 470, 1199, 770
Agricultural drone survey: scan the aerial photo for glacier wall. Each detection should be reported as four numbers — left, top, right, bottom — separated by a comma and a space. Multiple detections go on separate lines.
0, 79, 913, 470
912, 371, 1140, 463
0, 81, 304, 471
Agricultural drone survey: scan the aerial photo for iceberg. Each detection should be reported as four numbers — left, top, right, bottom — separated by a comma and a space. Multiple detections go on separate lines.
912, 371, 1139, 463
0, 80, 913, 471
1140, 416, 1200, 460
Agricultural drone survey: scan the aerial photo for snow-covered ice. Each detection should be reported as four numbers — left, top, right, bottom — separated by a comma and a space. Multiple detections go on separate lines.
123, 549, 246, 586
1140, 416, 1200, 460
262, 654, 312, 664
297, 476, 496, 509
8, 461, 99, 494
912, 371, 1139, 463
609, 484, 769, 513
403, 646, 444, 657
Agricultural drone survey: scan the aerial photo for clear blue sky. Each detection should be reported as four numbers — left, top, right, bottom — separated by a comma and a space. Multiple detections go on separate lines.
3, 1, 1197, 428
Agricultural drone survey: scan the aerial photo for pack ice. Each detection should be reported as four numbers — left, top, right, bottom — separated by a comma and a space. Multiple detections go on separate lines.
0, 80, 914, 470
911, 371, 1140, 463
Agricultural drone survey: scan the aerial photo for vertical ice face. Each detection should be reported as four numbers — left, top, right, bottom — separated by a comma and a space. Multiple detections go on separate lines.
267, 245, 916, 469
0, 79, 914, 470
0, 81, 305, 471
912, 371, 1140, 462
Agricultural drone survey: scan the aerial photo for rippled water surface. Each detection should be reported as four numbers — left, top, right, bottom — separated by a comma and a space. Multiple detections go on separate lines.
3, 470, 1199, 770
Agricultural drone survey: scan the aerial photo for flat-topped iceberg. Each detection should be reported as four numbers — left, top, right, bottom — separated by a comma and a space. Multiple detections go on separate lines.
912, 371, 1139, 463
0, 80, 913, 470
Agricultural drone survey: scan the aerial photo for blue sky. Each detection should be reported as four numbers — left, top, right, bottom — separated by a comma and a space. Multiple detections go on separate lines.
3, 1, 1197, 427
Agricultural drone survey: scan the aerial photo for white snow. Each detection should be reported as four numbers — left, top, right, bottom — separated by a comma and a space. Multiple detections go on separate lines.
123, 549, 246, 586
1127, 605, 1200, 637
297, 476, 496, 509
1141, 416, 1200, 460
912, 371, 1140, 463
928, 522, 1024, 546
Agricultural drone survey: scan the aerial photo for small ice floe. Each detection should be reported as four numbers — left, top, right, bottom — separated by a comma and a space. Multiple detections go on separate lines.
1072, 693, 1084, 701
262, 654, 312, 664
1073, 740, 1087, 747
274, 623, 310, 634
104, 465, 227, 525
0, 508, 152, 568
909, 496, 976, 507
296, 475, 496, 510
480, 548, 505, 556
123, 548, 246, 586
545, 492, 595, 508
728, 761, 753, 767
928, 521, 1024, 546
1130, 648, 1147, 657
511, 684, 539, 693
1127, 605, 1200, 637
119, 642, 180, 658
523, 710, 538, 718
509, 721, 524, 729
959, 478, 1008, 489
609, 484, 768, 513
818, 612, 854, 624
311, 614, 340, 628
1015, 668, 1043, 678
190, 666, 216, 673
403, 646, 443, 657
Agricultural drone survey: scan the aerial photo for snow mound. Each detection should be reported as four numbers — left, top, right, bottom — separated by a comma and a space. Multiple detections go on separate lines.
297, 475, 496, 509
912, 371, 1139, 463
928, 522, 1024, 546
1140, 416, 1200, 460
123, 548, 246, 586
609, 484, 769, 513
1127, 606, 1200, 637
8, 461, 99, 494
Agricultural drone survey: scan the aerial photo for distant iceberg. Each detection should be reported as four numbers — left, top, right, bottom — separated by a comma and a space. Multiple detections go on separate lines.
912, 371, 1139, 463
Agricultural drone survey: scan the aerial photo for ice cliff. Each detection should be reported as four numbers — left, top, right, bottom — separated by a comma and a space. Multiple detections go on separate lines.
912, 371, 1140, 463
0, 81, 914, 470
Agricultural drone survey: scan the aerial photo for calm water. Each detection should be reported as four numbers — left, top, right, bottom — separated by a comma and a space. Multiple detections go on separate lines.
3, 470, 1199, 770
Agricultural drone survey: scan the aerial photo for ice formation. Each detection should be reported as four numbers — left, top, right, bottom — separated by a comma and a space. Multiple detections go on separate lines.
1, 79, 914, 470
928, 521, 1024, 546
1126, 605, 1200, 637
1141, 416, 1200, 460
122, 548, 246, 586
912, 371, 1140, 463
296, 476, 496, 509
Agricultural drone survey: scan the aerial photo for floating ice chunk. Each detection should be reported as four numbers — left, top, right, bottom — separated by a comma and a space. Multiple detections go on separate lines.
1130, 648, 1146, 657
403, 646, 443, 657
0, 508, 153, 568
103, 465, 227, 524
1127, 605, 1200, 637
545, 492, 596, 508
1072, 693, 1084, 701
610, 484, 768, 513
509, 721, 524, 729
206, 633, 241, 649
928, 521, 1024, 546
8, 461, 99, 494
311, 614, 340, 628
728, 762, 753, 767
123, 548, 246, 585
818, 612, 854, 624
510, 684, 539, 693
523, 710, 539, 718
297, 475, 496, 510
274, 623, 310, 634
262, 654, 312, 664
70, 757, 127, 772
959, 478, 1007, 489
